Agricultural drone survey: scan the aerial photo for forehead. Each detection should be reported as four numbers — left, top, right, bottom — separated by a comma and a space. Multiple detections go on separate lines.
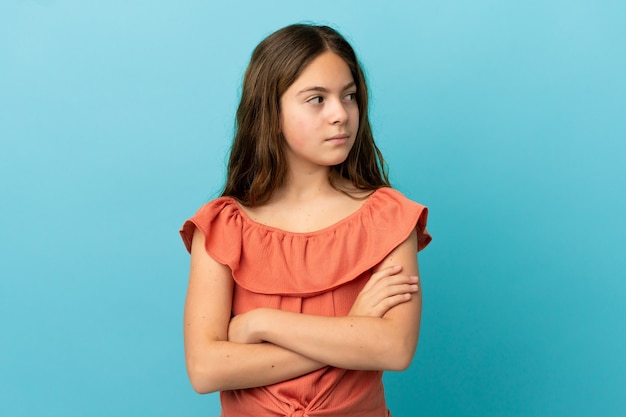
289, 51, 354, 91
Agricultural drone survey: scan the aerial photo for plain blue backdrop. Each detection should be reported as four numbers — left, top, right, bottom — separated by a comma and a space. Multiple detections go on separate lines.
1, 1, 625, 416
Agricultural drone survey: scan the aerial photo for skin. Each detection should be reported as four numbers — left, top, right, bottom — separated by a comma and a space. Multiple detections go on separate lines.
183, 51, 422, 394
280, 51, 359, 175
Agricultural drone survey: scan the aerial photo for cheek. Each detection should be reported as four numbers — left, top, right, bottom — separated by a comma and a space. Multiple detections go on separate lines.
281, 117, 311, 149
350, 107, 360, 129
284, 113, 313, 136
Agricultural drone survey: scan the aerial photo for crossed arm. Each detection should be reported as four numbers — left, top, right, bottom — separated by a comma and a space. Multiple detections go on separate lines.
183, 228, 422, 393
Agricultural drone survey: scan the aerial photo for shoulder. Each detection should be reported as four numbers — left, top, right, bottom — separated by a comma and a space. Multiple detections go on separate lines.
179, 197, 244, 254
366, 187, 432, 251
368, 187, 427, 215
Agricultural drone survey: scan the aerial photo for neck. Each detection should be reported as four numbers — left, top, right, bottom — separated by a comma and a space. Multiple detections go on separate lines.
276, 165, 335, 202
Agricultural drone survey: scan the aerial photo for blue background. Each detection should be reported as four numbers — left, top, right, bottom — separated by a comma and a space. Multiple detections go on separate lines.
1, 1, 624, 416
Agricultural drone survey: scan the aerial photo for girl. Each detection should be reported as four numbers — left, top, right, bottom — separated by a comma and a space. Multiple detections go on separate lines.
180, 24, 431, 416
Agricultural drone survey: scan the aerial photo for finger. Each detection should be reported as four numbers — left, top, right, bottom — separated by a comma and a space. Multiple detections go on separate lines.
356, 284, 417, 315
382, 274, 418, 286
363, 265, 403, 290
375, 293, 413, 316
373, 265, 403, 280
366, 274, 418, 294
357, 278, 417, 310
377, 280, 418, 298
378, 283, 419, 301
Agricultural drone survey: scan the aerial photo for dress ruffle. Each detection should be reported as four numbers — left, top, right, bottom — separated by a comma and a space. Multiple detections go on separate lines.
180, 187, 431, 296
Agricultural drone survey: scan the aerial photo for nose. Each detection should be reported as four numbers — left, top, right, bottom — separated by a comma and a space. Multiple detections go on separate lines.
329, 98, 349, 125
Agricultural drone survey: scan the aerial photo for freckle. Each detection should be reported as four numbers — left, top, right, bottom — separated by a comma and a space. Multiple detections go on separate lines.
271, 365, 275, 368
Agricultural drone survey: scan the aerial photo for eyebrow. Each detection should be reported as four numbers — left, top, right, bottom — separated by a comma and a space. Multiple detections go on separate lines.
297, 81, 356, 95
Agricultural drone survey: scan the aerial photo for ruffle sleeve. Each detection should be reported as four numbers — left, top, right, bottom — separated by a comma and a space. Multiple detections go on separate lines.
180, 198, 245, 268
179, 187, 431, 297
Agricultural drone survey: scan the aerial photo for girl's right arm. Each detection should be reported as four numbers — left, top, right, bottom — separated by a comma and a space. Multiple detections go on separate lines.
184, 228, 324, 393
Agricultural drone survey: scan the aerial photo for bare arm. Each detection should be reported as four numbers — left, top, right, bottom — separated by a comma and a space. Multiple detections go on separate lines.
183, 228, 324, 393
229, 230, 422, 371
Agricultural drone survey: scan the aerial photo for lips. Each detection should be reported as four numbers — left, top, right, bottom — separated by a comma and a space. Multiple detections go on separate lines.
326, 133, 350, 141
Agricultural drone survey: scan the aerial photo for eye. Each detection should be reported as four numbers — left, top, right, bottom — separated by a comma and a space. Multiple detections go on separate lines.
308, 96, 324, 104
345, 92, 357, 101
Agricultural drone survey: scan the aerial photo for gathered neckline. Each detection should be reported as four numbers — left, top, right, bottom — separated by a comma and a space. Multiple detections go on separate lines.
179, 186, 431, 294
225, 188, 385, 237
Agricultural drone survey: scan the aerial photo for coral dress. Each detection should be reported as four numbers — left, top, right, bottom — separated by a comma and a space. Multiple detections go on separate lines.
180, 187, 431, 417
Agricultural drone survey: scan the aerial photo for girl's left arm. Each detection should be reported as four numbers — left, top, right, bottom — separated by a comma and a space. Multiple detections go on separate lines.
230, 229, 422, 371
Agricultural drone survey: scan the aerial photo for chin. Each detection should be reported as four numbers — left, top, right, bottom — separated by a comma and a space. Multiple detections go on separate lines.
324, 155, 350, 167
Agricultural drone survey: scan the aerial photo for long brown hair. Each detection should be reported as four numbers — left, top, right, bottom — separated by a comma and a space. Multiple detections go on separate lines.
222, 24, 390, 206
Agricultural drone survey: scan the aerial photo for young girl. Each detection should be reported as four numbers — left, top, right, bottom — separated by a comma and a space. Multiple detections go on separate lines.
180, 24, 431, 416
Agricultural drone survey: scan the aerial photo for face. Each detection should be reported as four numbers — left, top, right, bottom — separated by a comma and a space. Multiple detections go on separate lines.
279, 51, 359, 173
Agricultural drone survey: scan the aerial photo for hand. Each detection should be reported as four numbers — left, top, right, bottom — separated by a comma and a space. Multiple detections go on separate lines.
349, 265, 419, 318
228, 309, 264, 344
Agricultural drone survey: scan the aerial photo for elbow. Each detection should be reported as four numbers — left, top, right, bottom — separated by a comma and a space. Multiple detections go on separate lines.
189, 377, 216, 395
190, 382, 212, 395
186, 360, 221, 394
381, 335, 418, 371
387, 350, 414, 371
